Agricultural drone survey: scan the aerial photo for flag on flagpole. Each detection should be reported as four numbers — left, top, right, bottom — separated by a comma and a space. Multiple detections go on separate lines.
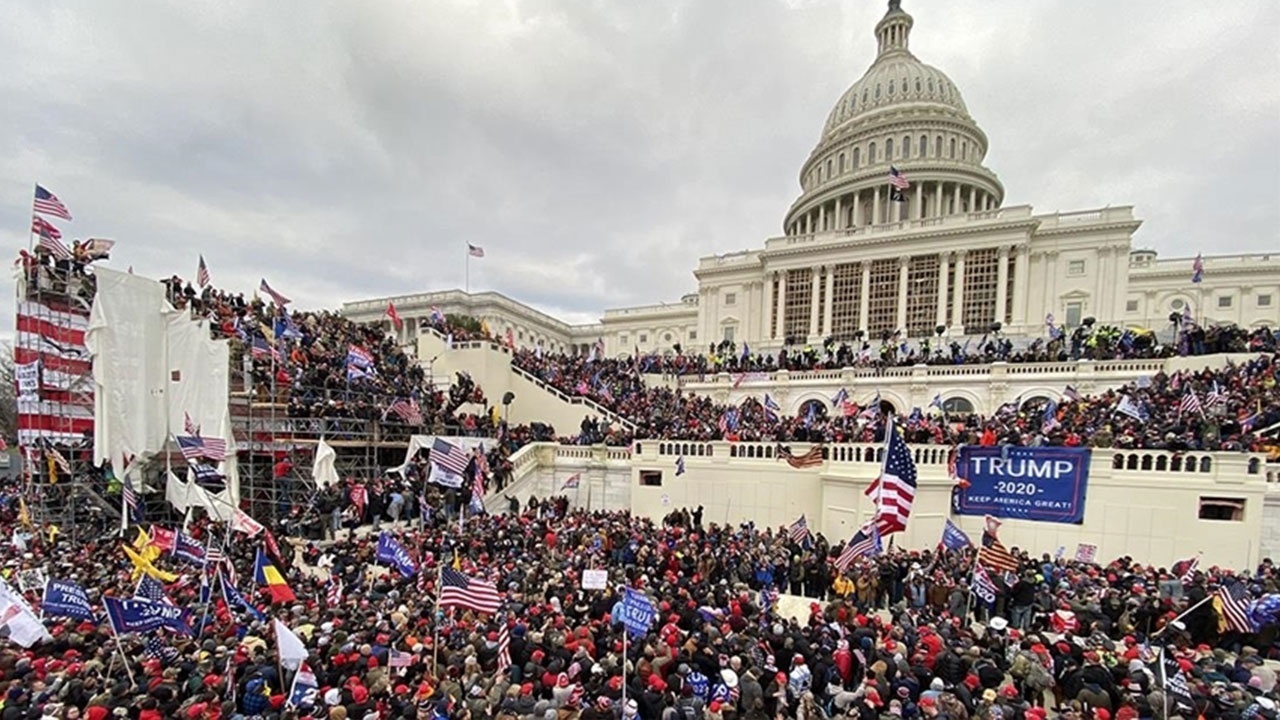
33, 184, 73, 221
287, 661, 319, 708
386, 302, 403, 331
122, 474, 143, 526
940, 518, 971, 550
254, 548, 296, 603
977, 517, 1019, 572
496, 619, 512, 674
1191, 254, 1204, 283
259, 279, 291, 307
787, 515, 810, 544
196, 255, 210, 288
468, 243, 485, 258
864, 422, 917, 535
560, 473, 581, 490
439, 567, 501, 614
675, 455, 686, 476
834, 524, 880, 572
1213, 581, 1255, 634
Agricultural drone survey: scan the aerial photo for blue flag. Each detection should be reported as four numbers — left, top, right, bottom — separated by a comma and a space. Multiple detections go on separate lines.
172, 532, 207, 566
619, 587, 657, 638
940, 519, 972, 550
375, 532, 418, 578
104, 596, 193, 636
219, 570, 266, 623
42, 580, 95, 621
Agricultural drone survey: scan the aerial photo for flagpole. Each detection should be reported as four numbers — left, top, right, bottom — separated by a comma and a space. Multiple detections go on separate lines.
432, 562, 443, 678
465, 245, 470, 294
107, 615, 138, 687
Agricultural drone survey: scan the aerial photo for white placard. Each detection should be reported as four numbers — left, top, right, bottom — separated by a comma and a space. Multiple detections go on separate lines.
581, 569, 608, 590
15, 362, 39, 401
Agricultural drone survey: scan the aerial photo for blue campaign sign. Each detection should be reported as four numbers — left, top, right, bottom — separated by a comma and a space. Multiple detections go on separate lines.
953, 446, 1091, 524
620, 588, 656, 638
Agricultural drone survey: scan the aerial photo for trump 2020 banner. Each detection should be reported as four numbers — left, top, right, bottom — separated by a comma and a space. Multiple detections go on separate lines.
952, 446, 1091, 524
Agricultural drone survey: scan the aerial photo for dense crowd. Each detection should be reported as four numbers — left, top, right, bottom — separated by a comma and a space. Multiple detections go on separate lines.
1, 484, 1277, 720
512, 342, 1280, 451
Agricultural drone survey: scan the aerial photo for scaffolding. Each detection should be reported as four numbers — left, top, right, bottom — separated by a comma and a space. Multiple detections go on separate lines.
14, 253, 118, 539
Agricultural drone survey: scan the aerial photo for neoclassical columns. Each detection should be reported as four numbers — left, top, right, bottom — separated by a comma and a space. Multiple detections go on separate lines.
995, 246, 1010, 323
1011, 245, 1029, 326
936, 252, 950, 327
934, 181, 944, 216
775, 271, 788, 339
968, 187, 977, 213
853, 190, 863, 227
951, 249, 967, 328
872, 186, 882, 225
808, 267, 821, 338
895, 257, 910, 330
762, 273, 775, 340
834, 196, 843, 231
914, 183, 924, 220
823, 268, 835, 335
858, 261, 871, 332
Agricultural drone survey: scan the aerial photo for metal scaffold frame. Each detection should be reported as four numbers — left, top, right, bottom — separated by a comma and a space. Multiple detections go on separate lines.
14, 256, 118, 539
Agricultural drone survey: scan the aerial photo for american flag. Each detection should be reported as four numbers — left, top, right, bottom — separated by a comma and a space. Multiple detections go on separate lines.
496, 620, 512, 673
431, 438, 472, 476
388, 398, 423, 426
1176, 555, 1199, 584
471, 461, 486, 503
33, 184, 73, 221
183, 411, 200, 436
31, 215, 62, 240
388, 649, 414, 668
326, 577, 343, 607
1205, 381, 1226, 409
1063, 385, 1082, 402
123, 474, 143, 525
196, 255, 210, 289
439, 567, 502, 614
561, 473, 581, 490
250, 337, 281, 362
834, 524, 881, 572
1178, 391, 1203, 417
1191, 254, 1204, 283
1215, 581, 1255, 634
176, 434, 228, 462
864, 423, 917, 535
675, 454, 686, 476
778, 445, 824, 469
136, 574, 172, 604
787, 515, 811, 544
888, 166, 910, 189
977, 523, 1019, 573
258, 278, 291, 306
33, 219, 71, 260
468, 243, 485, 258
144, 633, 178, 662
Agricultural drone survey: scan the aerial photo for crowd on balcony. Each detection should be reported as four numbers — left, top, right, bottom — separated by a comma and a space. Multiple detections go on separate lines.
2, 478, 1278, 720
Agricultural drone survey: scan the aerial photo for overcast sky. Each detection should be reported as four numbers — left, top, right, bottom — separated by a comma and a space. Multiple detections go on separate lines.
2, 0, 1277, 328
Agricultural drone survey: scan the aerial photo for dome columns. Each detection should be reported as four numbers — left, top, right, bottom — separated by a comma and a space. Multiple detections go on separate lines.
784, 177, 1001, 236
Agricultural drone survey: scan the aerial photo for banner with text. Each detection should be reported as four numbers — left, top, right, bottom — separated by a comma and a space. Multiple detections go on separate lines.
952, 446, 1090, 524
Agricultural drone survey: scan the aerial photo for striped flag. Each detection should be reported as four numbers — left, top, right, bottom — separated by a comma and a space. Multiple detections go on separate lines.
778, 445, 824, 469
258, 279, 291, 307
1214, 581, 1255, 634
787, 515, 811, 544
326, 577, 343, 607
560, 474, 581, 490
496, 619, 512, 674
864, 423, 917, 535
1178, 391, 1203, 417
439, 567, 502, 614
122, 474, 143, 525
430, 438, 472, 476
196, 255, 210, 288
888, 166, 910, 189
1176, 555, 1200, 584
388, 398, 424, 425
468, 243, 485, 258
834, 525, 880, 572
1205, 382, 1226, 409
183, 412, 200, 436
1191, 254, 1204, 283
33, 184, 73, 220
1063, 385, 1082, 402
175, 435, 228, 463
977, 519, 1019, 573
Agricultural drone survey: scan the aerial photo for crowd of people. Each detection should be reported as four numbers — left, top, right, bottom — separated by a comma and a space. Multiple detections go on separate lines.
1, 482, 1277, 720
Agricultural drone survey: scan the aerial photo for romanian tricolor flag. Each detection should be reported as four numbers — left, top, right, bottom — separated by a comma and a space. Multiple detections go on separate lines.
254, 548, 296, 603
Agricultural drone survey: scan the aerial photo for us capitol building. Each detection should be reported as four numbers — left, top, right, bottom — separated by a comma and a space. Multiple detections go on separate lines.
347, 0, 1278, 355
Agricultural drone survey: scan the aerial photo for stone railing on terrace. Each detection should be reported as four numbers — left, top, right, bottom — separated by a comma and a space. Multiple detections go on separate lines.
681, 357, 1174, 389
635, 440, 1264, 483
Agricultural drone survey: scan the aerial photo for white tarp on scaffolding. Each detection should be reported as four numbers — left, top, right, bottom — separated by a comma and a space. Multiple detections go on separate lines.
388, 435, 491, 477
313, 438, 339, 489
87, 269, 170, 470
88, 269, 237, 501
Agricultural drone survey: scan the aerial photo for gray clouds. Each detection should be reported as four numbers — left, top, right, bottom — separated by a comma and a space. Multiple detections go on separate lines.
1, 0, 1276, 329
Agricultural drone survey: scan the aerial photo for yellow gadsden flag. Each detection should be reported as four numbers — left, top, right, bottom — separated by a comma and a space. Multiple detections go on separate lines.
131, 528, 162, 563
123, 543, 178, 583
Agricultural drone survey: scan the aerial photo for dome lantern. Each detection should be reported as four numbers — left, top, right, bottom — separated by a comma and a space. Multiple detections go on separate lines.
875, 0, 913, 58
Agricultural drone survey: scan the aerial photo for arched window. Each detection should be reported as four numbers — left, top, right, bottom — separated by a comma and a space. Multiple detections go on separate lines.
826, 159, 833, 178
915, 78, 922, 93
919, 135, 927, 157
853, 148, 861, 168
961, 141, 967, 160
838, 153, 845, 173
862, 90, 868, 104
798, 399, 828, 421
928, 78, 934, 93
869, 142, 877, 163
941, 397, 975, 414
949, 138, 956, 158
935, 136, 942, 156
888, 80, 895, 95
885, 138, 894, 160
902, 135, 910, 158
875, 84, 881, 99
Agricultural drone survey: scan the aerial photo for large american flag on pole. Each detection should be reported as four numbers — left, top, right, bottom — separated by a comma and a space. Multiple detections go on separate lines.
496, 618, 512, 674
439, 567, 501, 614
431, 438, 472, 476
33, 184, 73, 221
864, 422, 917, 535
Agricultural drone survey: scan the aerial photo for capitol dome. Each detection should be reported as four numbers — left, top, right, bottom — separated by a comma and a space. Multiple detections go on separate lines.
783, 0, 1004, 236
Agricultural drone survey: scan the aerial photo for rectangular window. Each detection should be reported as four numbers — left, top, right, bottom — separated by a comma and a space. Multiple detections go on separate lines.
639, 333, 647, 343
1259, 294, 1273, 307
866, 259, 900, 337
639, 470, 663, 487
1218, 296, 1233, 308
961, 248, 1000, 334
905, 254, 939, 337
688, 330, 697, 340
1198, 497, 1245, 522
620, 335, 628, 345
722, 326, 735, 343
830, 263, 863, 341
1065, 302, 1083, 328
783, 269, 813, 342
724, 292, 736, 306
1126, 300, 1139, 313
1067, 260, 1086, 276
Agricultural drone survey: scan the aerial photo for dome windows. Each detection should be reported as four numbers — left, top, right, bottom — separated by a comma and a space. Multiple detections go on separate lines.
852, 147, 861, 168
869, 142, 877, 163
928, 78, 934, 93
949, 138, 956, 158
886, 138, 894, 159
826, 158, 833, 178
935, 136, 942, 156
862, 90, 868, 104
875, 84, 881, 99
902, 135, 910, 159
888, 80, 895, 95
916, 78, 922, 93
919, 135, 927, 157
838, 152, 845, 173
